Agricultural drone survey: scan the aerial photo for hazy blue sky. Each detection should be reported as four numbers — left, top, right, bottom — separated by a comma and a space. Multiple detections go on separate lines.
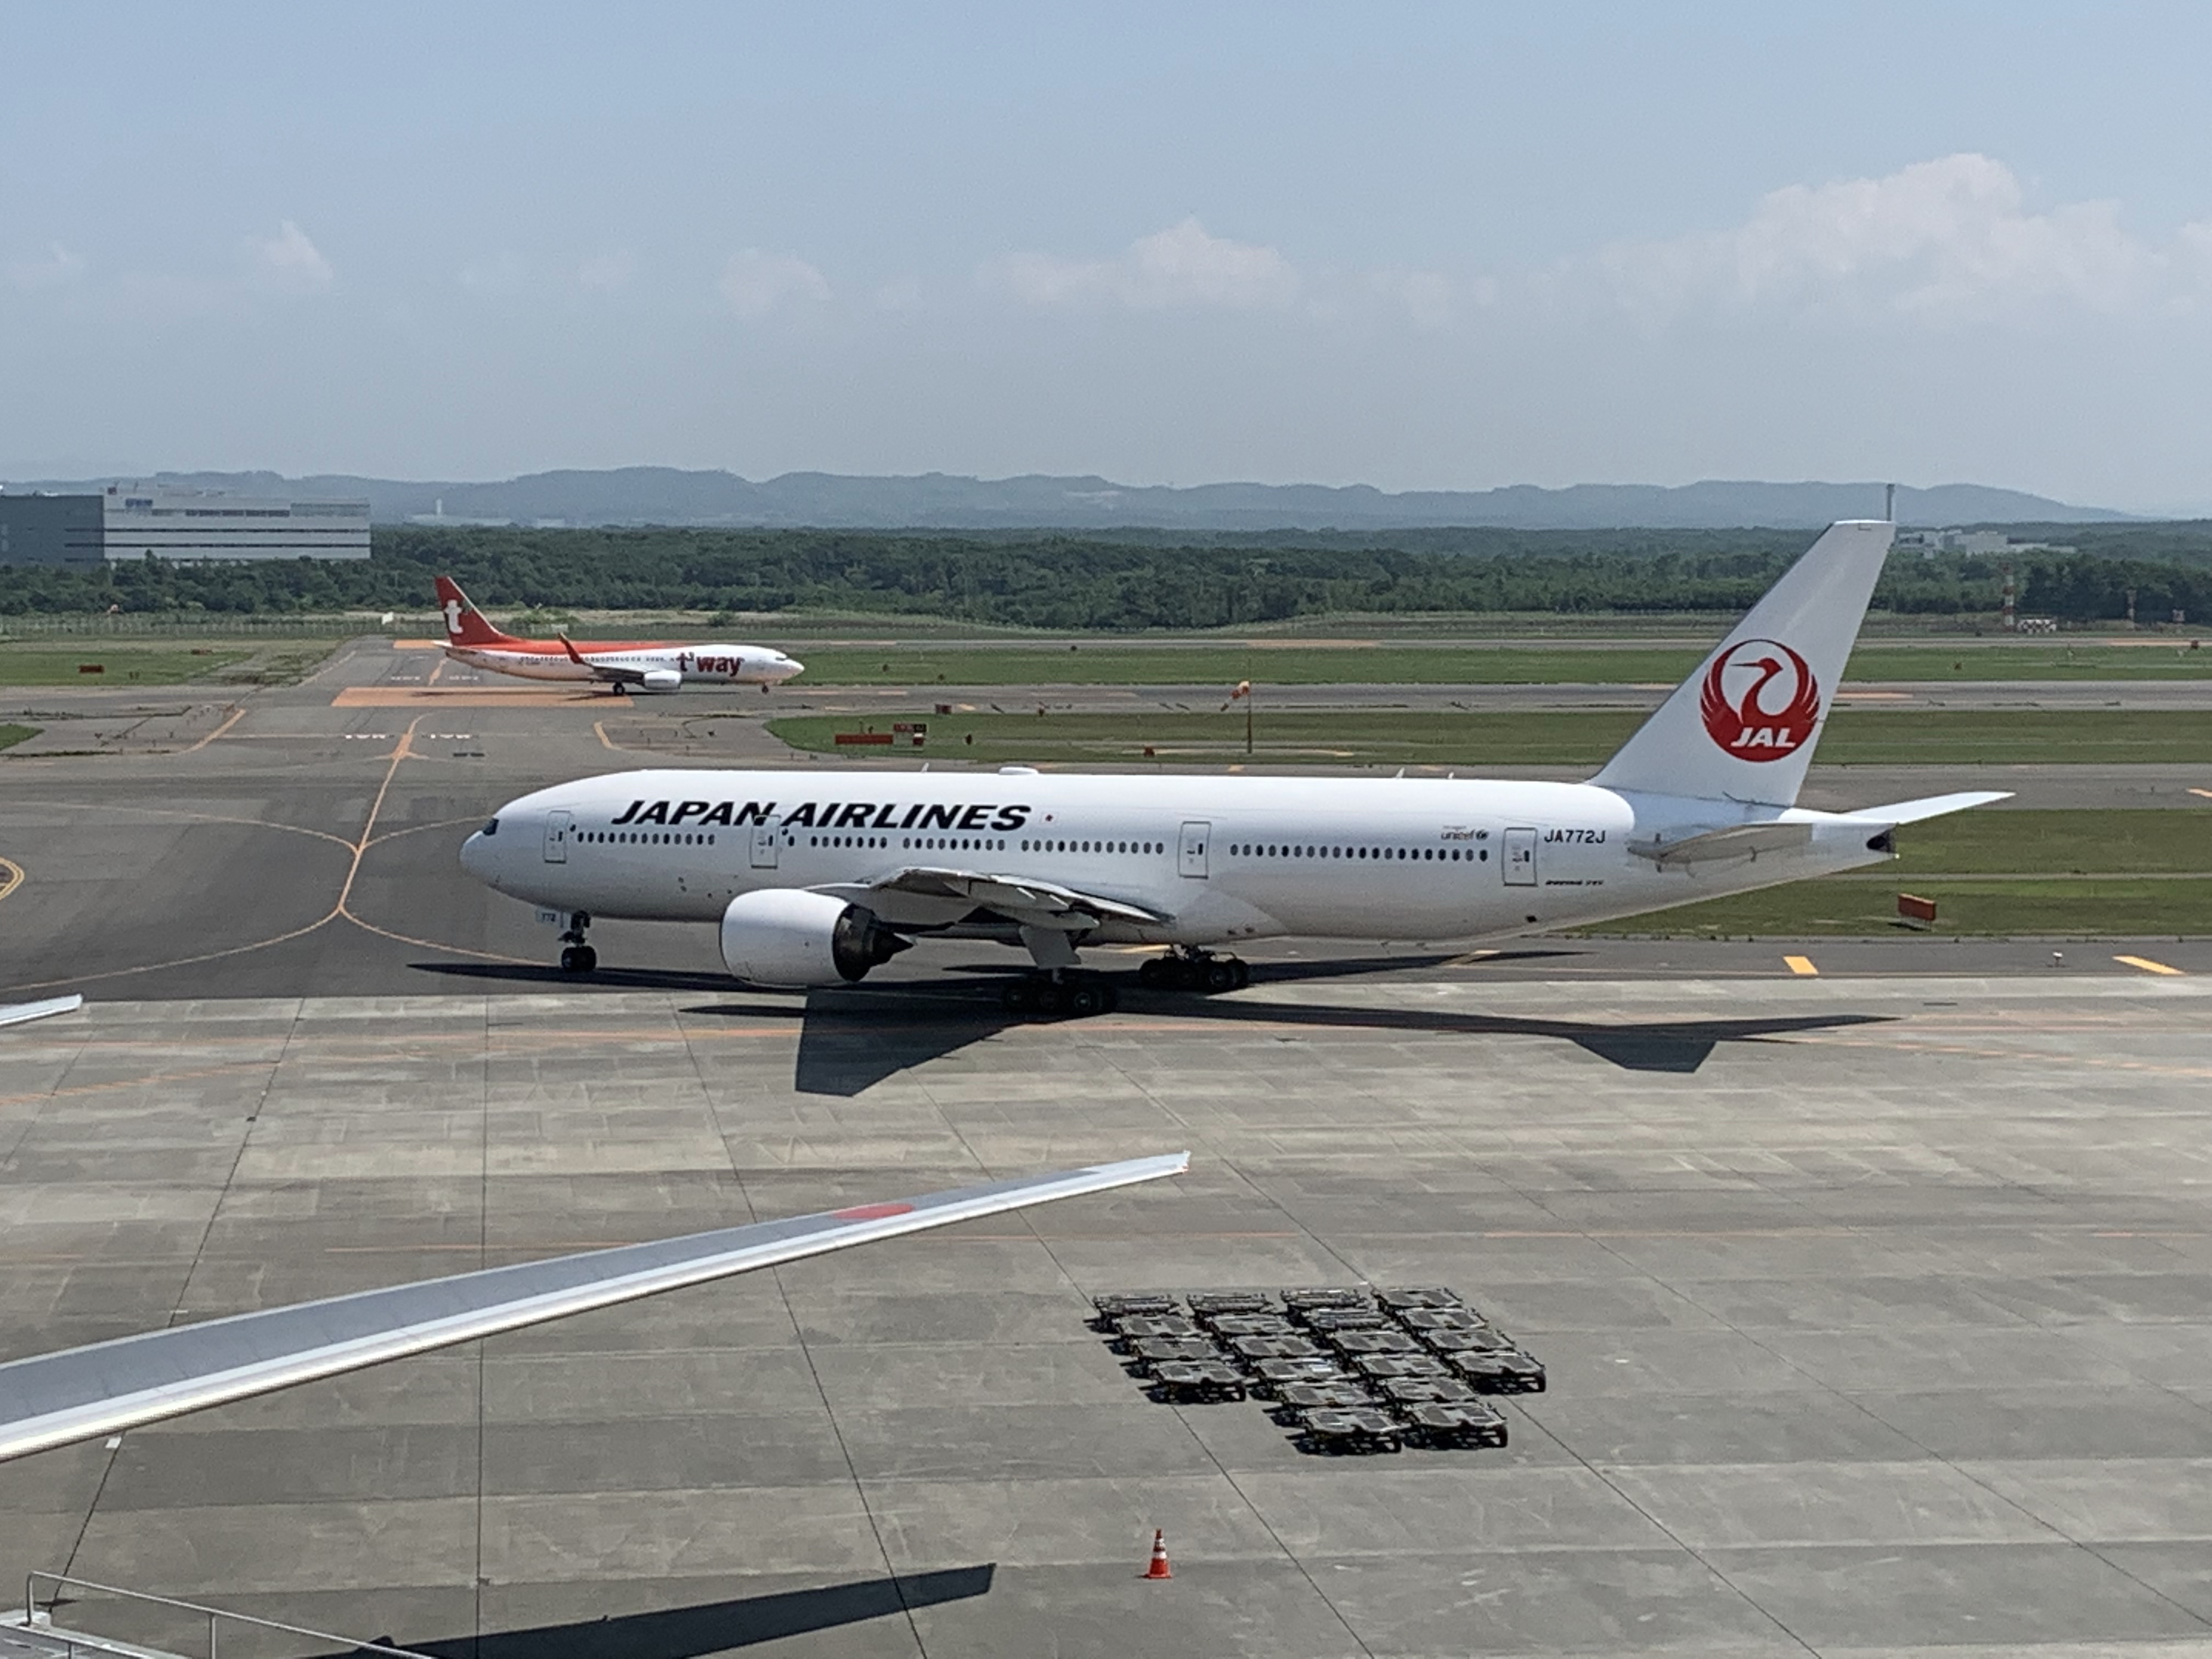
5, 3, 2210, 509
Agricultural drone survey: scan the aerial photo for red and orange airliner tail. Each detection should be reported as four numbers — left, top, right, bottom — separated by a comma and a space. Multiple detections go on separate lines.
434, 577, 518, 647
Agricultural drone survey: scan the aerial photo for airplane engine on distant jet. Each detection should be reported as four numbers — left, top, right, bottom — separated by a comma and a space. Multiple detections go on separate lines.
639, 668, 683, 692
719, 890, 910, 987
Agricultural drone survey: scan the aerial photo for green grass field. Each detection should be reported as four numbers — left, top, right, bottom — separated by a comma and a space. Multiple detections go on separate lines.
0, 723, 37, 752
771, 707, 2212, 768
0, 645, 254, 686
1598, 877, 2212, 938
787, 640, 2212, 687
1600, 808, 2212, 936
0, 641, 337, 687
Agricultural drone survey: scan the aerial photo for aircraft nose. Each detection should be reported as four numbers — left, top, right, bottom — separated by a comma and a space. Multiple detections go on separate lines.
460, 814, 505, 882
774, 656, 804, 681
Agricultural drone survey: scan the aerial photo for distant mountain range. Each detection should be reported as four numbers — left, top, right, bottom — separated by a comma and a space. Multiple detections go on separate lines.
2, 467, 2132, 530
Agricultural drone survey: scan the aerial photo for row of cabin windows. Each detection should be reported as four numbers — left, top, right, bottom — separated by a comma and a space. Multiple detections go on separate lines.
809, 835, 1006, 850
1232, 842, 1488, 863
1019, 839, 1162, 855
567, 832, 1483, 864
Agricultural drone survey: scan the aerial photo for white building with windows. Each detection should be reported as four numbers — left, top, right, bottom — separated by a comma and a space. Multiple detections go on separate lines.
98, 482, 371, 562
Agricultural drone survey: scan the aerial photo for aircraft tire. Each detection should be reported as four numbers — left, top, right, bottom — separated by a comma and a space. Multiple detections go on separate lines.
1204, 960, 1239, 994
1001, 980, 1034, 1014
1068, 983, 1105, 1017
559, 945, 597, 974
1032, 981, 1067, 1017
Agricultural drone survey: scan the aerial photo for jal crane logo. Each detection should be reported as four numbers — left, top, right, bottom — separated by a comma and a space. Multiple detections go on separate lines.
1698, 638, 1820, 761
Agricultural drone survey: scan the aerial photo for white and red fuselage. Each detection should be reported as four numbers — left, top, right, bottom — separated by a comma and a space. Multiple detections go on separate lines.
435, 576, 802, 691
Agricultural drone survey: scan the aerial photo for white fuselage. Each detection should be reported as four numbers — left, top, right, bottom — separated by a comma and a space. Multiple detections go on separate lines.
445, 643, 803, 686
461, 768, 1894, 947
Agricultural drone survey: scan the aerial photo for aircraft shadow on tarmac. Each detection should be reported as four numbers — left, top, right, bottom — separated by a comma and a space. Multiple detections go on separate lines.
317, 1564, 994, 1658
413, 951, 1888, 1092
679, 955, 1893, 1094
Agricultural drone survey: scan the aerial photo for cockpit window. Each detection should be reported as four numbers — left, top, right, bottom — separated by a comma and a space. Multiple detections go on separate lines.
481, 818, 499, 836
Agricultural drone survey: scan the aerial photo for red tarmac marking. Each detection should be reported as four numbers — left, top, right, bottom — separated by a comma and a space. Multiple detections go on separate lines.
833, 1201, 918, 1221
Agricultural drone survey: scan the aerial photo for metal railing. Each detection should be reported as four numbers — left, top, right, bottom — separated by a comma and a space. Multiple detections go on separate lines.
22, 1575, 431, 1659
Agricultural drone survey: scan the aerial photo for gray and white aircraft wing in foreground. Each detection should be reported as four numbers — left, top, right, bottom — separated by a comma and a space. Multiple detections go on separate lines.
0, 1151, 1188, 1463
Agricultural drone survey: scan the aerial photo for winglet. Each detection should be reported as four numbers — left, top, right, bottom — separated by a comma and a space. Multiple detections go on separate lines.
557, 631, 588, 665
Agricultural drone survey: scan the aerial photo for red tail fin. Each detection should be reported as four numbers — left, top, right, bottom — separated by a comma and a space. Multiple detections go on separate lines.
433, 577, 515, 646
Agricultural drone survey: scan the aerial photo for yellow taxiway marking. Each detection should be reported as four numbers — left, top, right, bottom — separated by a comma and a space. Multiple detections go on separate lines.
1784, 954, 1819, 976
2190, 788, 2212, 800
391, 639, 444, 650
2113, 954, 2185, 976
1446, 949, 1502, 967
0, 856, 23, 907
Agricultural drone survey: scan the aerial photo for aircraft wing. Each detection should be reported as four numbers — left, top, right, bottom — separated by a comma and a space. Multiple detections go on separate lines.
0, 1151, 1187, 1464
837, 866, 1173, 930
556, 632, 647, 686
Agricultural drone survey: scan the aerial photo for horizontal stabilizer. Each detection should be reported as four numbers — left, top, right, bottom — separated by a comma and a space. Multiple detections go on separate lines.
0, 1152, 1188, 1463
1628, 822, 1819, 869
1854, 790, 2013, 825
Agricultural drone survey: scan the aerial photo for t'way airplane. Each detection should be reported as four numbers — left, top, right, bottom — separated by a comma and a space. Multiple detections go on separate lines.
459, 521, 2007, 1011
435, 575, 804, 692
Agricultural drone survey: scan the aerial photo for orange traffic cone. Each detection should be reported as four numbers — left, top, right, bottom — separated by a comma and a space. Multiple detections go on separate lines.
1143, 1528, 1173, 1580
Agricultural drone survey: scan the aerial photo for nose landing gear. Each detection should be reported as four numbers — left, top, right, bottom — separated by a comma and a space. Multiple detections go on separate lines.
557, 912, 597, 975
1137, 950, 1248, 992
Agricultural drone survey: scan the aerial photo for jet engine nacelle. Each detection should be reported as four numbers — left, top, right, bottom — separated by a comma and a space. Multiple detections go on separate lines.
719, 889, 909, 987
639, 668, 683, 693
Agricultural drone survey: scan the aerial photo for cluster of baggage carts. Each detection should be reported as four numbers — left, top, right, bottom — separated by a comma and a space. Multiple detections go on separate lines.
1092, 1285, 1545, 1455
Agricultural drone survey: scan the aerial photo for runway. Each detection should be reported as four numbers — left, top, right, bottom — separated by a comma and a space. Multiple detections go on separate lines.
4, 635, 2212, 1657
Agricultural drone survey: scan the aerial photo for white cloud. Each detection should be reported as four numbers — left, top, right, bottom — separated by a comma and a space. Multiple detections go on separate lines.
718, 250, 831, 318
459, 252, 529, 295
998, 217, 1300, 311
249, 221, 334, 293
578, 250, 636, 292
7, 242, 85, 292
1368, 268, 1459, 329
873, 275, 924, 312
1604, 154, 2164, 321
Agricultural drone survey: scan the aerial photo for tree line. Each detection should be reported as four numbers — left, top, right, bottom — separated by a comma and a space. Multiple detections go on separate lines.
4, 524, 2209, 628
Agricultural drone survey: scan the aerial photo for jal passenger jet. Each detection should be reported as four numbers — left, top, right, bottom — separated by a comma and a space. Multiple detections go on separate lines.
460, 521, 2006, 1010
435, 576, 804, 692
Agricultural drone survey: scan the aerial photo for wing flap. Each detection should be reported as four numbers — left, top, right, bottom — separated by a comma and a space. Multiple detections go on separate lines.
851, 866, 1171, 929
0, 1152, 1188, 1463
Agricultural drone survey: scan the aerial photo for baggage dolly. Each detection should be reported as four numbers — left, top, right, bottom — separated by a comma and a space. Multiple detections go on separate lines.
1401, 1401, 1510, 1449
1150, 1361, 1249, 1403
1297, 1407, 1404, 1454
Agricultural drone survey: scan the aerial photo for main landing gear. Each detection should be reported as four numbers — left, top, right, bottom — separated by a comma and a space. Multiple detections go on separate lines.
557, 912, 598, 975
1137, 950, 1249, 993
1001, 972, 1119, 1019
